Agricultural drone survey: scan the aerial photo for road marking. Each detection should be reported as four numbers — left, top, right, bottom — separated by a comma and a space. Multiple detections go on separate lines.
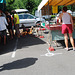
41, 49, 62, 57
11, 38, 18, 58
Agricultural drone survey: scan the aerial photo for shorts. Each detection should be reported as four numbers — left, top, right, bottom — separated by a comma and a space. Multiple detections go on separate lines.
62, 24, 73, 34
0, 30, 6, 37
15, 24, 20, 34
7, 23, 12, 30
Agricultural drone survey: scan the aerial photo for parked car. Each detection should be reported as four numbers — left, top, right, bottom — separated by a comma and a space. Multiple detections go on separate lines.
18, 13, 45, 27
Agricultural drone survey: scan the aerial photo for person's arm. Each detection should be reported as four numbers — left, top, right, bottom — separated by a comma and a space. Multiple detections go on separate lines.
68, 13, 74, 30
59, 13, 63, 25
7, 18, 10, 23
14, 14, 17, 25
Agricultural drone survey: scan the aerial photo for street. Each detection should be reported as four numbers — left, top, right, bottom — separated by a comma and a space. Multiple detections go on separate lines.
0, 31, 75, 75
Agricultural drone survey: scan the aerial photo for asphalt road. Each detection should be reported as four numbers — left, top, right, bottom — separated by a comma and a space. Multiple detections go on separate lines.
0, 31, 75, 75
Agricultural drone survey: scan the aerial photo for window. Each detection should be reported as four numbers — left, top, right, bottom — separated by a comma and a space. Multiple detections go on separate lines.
19, 15, 23, 19
19, 14, 35, 19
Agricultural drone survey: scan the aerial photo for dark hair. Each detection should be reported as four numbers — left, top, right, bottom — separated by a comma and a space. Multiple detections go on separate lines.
63, 6, 67, 12
11, 10, 16, 14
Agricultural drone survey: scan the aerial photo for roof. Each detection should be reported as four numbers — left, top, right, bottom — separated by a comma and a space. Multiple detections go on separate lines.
38, 0, 75, 11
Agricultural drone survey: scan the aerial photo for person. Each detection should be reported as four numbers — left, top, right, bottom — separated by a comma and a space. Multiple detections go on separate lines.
6, 12, 13, 39
12, 10, 20, 38
59, 6, 75, 51
0, 10, 8, 45
11, 15, 15, 36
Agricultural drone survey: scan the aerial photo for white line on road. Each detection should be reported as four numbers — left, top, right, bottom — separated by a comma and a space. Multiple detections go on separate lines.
41, 49, 62, 57
11, 38, 18, 58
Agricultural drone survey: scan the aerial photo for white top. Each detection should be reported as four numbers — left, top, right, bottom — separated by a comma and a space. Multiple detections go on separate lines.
0, 16, 8, 31
62, 12, 71, 24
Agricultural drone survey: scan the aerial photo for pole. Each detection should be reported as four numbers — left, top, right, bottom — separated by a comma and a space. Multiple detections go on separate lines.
48, 0, 52, 47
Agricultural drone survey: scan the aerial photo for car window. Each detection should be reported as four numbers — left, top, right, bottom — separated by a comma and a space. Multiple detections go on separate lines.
26, 15, 34, 19
23, 14, 29, 19
19, 15, 23, 19
19, 14, 35, 19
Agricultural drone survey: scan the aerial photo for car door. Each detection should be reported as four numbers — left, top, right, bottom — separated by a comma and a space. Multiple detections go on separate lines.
25, 14, 36, 25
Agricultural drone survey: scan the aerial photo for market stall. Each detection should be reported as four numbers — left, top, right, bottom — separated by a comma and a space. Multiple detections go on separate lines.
38, 0, 75, 47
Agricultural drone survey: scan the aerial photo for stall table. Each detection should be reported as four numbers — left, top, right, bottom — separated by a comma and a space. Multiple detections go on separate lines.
45, 24, 75, 46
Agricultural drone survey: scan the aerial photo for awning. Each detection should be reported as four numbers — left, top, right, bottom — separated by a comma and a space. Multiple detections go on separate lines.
0, 0, 6, 3
38, 0, 48, 11
38, 0, 75, 11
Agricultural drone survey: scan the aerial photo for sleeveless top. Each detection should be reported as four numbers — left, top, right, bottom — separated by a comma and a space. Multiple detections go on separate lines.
62, 12, 71, 24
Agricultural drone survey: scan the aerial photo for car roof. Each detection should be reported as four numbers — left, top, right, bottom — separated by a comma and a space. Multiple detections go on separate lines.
15, 9, 28, 13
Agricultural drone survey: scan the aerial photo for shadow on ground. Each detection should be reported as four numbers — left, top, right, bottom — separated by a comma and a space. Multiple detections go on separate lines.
56, 39, 75, 48
0, 58, 38, 72
0, 35, 46, 55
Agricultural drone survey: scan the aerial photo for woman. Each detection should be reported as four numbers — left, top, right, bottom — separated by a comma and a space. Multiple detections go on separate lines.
6, 12, 13, 39
59, 6, 75, 51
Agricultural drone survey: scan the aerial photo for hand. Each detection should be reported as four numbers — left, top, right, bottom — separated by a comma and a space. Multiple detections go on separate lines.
72, 25, 74, 31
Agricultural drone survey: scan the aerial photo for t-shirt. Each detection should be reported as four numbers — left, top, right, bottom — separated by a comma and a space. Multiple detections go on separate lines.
62, 12, 71, 24
0, 16, 8, 31
14, 14, 20, 24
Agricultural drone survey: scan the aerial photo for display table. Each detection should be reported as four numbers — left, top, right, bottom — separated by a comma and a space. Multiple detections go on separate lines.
45, 24, 75, 41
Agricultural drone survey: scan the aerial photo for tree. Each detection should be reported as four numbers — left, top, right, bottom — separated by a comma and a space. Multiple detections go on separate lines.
6, 0, 42, 15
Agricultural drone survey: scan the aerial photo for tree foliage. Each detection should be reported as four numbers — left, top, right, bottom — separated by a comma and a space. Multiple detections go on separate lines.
6, 0, 42, 15
6, 0, 75, 15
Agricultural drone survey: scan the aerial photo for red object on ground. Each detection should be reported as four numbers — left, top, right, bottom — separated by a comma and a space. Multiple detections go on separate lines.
41, 28, 45, 30
39, 36, 44, 38
49, 47, 55, 51
38, 28, 45, 31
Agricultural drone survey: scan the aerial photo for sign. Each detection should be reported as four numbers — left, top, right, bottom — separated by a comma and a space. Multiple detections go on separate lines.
0, 0, 6, 3
52, 6, 58, 14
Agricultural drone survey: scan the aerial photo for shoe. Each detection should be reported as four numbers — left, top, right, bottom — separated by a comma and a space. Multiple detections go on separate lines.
65, 48, 69, 51
73, 48, 75, 51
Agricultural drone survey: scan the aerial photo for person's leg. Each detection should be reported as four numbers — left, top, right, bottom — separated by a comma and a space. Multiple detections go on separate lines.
10, 29, 13, 39
64, 33, 68, 48
69, 33, 75, 49
4, 35, 6, 45
0, 36, 1, 43
16, 24, 20, 38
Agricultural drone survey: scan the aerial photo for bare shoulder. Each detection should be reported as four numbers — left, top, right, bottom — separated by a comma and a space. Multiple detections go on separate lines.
68, 13, 71, 16
59, 13, 63, 18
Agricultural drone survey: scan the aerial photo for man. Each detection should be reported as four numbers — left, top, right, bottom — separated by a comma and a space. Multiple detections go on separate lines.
0, 10, 8, 45
12, 10, 20, 38
59, 6, 75, 51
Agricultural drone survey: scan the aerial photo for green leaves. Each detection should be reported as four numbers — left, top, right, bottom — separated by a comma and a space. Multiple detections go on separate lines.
6, 0, 42, 15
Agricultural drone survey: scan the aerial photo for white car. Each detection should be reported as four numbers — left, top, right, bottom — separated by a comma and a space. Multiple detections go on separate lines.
18, 13, 45, 27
